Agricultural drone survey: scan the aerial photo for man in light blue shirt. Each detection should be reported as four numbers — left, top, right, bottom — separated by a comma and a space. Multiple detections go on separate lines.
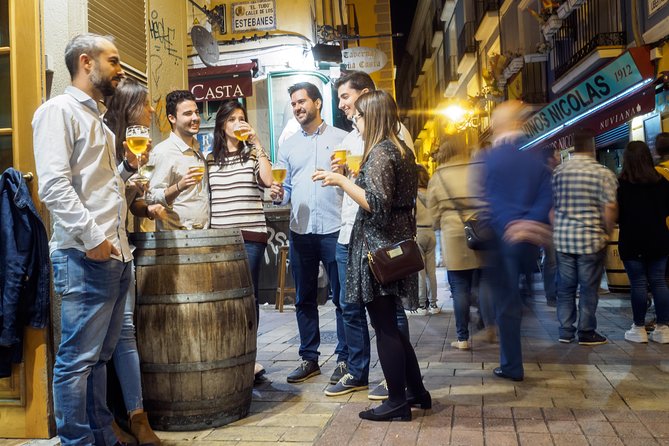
271, 82, 348, 384
33, 34, 132, 446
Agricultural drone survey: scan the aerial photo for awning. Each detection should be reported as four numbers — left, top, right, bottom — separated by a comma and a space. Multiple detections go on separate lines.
520, 47, 655, 151
188, 62, 255, 102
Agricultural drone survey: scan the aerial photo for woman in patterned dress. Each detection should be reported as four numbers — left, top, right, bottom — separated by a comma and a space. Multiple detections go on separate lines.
312, 90, 430, 422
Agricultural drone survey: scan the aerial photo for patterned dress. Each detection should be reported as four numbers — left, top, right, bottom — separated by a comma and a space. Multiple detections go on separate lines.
345, 138, 419, 307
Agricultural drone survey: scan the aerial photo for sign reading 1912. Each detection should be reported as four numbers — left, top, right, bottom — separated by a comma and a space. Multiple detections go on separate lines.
232, 1, 276, 33
523, 49, 651, 142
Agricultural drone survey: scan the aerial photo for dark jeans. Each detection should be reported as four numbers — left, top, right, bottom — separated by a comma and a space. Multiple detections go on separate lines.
623, 257, 669, 326
542, 245, 557, 302
289, 231, 344, 363
244, 240, 266, 325
489, 241, 539, 379
447, 269, 476, 341
556, 249, 606, 338
336, 242, 370, 383
366, 295, 425, 404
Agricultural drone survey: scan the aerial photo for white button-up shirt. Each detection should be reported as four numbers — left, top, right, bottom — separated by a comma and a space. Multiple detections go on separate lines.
146, 132, 210, 230
32, 86, 132, 261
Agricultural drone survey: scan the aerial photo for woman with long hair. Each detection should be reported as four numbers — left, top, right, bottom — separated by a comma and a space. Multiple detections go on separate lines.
427, 136, 487, 349
104, 77, 163, 446
208, 100, 273, 378
618, 141, 669, 343
312, 90, 429, 422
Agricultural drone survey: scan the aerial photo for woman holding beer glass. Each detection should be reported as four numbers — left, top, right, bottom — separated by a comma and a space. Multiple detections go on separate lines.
312, 90, 429, 422
104, 77, 163, 445
209, 100, 272, 380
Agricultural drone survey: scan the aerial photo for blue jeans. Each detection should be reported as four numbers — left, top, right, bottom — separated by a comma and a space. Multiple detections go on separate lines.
289, 231, 344, 363
623, 257, 669, 326
112, 261, 142, 413
556, 249, 606, 338
336, 242, 370, 383
244, 240, 266, 324
448, 269, 477, 341
542, 245, 557, 302
52, 249, 131, 446
489, 241, 539, 379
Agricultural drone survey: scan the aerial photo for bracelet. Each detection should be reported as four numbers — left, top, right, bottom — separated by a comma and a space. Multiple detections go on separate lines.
123, 158, 138, 173
175, 182, 182, 193
256, 147, 269, 159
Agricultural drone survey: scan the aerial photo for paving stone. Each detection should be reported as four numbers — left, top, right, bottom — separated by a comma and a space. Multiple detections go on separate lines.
514, 418, 549, 433
512, 407, 544, 419
518, 432, 553, 446
542, 407, 575, 421
552, 433, 589, 446
483, 417, 515, 432
449, 429, 484, 446
483, 406, 513, 419
547, 420, 581, 434
578, 420, 617, 436
586, 436, 625, 446
484, 431, 519, 446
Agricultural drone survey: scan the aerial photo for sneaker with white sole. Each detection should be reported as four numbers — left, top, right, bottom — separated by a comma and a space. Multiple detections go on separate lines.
428, 305, 441, 315
625, 324, 648, 343
649, 324, 669, 344
329, 361, 348, 384
451, 339, 471, 350
405, 307, 428, 316
368, 379, 389, 400
324, 373, 368, 396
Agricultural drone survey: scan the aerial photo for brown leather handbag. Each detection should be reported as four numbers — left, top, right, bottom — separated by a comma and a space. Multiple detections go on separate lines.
365, 238, 424, 285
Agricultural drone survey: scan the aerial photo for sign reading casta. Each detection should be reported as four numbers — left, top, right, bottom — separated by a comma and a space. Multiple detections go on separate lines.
232, 0, 276, 33
342, 47, 388, 74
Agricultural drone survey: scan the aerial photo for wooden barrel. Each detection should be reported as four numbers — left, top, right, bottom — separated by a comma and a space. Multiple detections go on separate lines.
130, 229, 256, 431
605, 226, 630, 293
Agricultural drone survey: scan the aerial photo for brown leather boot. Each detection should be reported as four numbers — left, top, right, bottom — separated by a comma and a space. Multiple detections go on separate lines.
112, 420, 138, 446
129, 412, 161, 446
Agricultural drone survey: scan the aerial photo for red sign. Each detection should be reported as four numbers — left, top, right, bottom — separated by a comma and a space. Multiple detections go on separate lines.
188, 62, 255, 102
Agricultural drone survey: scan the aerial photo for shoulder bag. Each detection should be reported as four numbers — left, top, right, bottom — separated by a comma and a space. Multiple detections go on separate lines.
434, 169, 496, 251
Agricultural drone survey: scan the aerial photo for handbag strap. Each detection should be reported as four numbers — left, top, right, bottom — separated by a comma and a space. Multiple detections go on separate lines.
434, 168, 467, 224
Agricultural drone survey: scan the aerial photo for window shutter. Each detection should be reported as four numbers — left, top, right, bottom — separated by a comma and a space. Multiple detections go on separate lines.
88, 0, 147, 81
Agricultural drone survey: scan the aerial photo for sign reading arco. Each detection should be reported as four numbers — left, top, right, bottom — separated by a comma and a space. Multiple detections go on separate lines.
522, 47, 654, 144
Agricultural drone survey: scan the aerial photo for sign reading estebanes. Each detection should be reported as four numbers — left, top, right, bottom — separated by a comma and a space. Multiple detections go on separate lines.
342, 47, 388, 74
232, 1, 276, 33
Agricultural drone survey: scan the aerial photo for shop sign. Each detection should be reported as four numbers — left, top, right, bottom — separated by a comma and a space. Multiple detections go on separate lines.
341, 47, 388, 74
649, 0, 669, 16
523, 48, 653, 143
232, 1, 276, 33
189, 75, 253, 102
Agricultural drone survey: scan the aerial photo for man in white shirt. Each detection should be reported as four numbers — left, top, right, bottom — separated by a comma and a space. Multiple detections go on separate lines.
147, 90, 209, 230
33, 33, 132, 446
323, 72, 415, 400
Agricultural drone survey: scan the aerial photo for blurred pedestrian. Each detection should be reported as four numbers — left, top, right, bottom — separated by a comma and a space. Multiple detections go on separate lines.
617, 141, 669, 343
479, 100, 553, 381
312, 90, 430, 422
416, 164, 438, 315
656, 132, 669, 181
428, 135, 486, 350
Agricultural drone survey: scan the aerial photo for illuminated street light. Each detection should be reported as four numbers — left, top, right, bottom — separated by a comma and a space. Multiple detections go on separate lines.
439, 101, 478, 134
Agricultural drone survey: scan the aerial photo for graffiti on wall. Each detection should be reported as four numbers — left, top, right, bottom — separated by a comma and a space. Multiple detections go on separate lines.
149, 9, 183, 134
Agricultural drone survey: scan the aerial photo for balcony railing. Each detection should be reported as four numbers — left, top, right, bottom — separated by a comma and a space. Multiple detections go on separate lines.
552, 0, 626, 79
475, 0, 503, 27
520, 61, 548, 105
457, 21, 477, 64
446, 55, 460, 83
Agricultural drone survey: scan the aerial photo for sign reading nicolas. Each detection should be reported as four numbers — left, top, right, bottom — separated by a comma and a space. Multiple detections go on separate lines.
522, 47, 653, 144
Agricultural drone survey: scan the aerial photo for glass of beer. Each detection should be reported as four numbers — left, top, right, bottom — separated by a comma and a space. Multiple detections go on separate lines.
333, 147, 347, 164
271, 164, 287, 206
233, 122, 250, 151
346, 151, 363, 175
126, 125, 150, 182
189, 159, 206, 193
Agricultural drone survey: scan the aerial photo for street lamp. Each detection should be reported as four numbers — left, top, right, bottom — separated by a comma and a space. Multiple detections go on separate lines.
439, 101, 478, 134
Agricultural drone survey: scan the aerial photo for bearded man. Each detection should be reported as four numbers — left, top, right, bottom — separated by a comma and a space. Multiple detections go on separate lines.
32, 33, 134, 446
270, 82, 348, 384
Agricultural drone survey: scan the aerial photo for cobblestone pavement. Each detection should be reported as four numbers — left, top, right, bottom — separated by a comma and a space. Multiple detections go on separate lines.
4, 268, 669, 446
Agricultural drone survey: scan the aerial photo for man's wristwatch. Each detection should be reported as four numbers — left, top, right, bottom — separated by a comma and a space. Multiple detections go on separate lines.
123, 157, 138, 172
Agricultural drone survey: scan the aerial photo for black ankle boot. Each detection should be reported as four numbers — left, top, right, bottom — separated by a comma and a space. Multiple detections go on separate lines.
359, 402, 411, 422
407, 390, 432, 409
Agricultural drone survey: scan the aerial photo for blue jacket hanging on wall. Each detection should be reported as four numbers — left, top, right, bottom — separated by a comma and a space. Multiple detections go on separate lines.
0, 168, 50, 378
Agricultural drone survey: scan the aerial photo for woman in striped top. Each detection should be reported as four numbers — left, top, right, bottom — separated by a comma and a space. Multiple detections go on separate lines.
208, 100, 273, 325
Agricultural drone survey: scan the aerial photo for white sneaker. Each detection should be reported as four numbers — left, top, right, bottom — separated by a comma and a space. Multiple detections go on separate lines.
624, 324, 648, 343
649, 324, 669, 344
451, 339, 471, 350
428, 305, 441, 315
406, 307, 428, 316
